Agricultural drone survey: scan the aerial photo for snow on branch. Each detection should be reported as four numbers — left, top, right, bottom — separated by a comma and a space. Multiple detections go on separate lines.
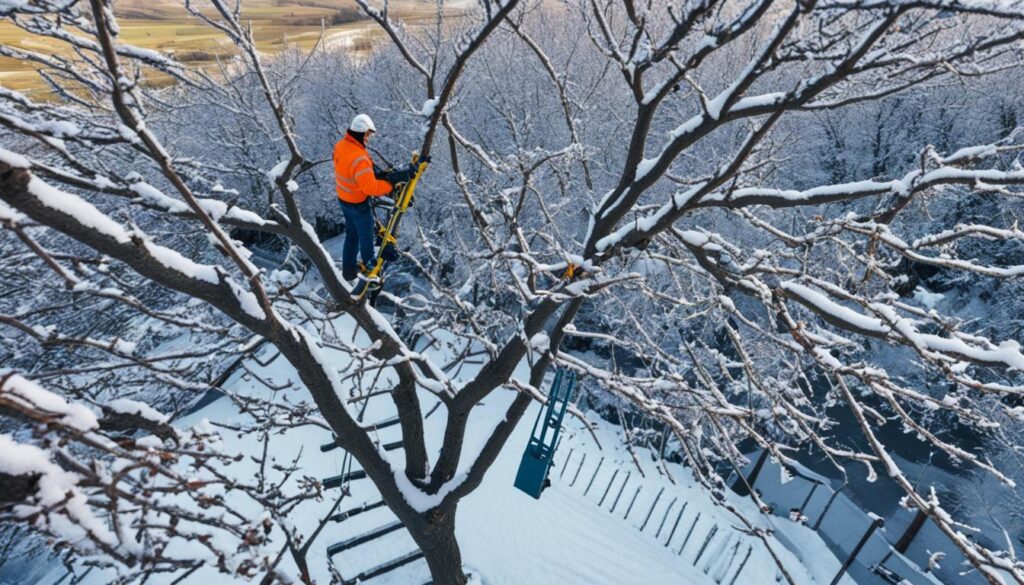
0, 162, 269, 326
0, 434, 120, 553
0, 370, 320, 578
1, 373, 99, 433
817, 0, 1024, 19
597, 151, 1024, 255
777, 279, 1024, 371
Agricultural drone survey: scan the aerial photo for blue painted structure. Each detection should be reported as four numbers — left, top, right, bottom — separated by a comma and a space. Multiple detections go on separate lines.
514, 368, 576, 499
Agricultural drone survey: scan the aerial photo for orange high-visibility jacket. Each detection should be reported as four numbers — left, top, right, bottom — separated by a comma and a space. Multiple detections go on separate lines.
333, 133, 392, 204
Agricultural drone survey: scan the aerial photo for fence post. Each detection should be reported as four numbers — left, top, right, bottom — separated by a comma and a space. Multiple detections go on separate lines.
830, 516, 884, 585
569, 453, 587, 487
812, 483, 845, 531
658, 427, 669, 460
654, 498, 678, 539
714, 540, 741, 576
622, 485, 642, 519
664, 501, 688, 546
639, 486, 665, 531
798, 481, 820, 516
609, 472, 631, 513
598, 467, 618, 508
582, 457, 605, 496
728, 546, 753, 585
894, 509, 928, 554
678, 512, 702, 555
733, 449, 769, 496
692, 525, 719, 565
558, 448, 576, 480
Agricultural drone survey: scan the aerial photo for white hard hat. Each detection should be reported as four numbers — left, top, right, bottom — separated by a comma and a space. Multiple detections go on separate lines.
350, 113, 376, 133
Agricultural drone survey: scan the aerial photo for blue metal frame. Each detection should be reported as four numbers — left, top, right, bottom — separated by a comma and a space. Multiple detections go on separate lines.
514, 368, 576, 499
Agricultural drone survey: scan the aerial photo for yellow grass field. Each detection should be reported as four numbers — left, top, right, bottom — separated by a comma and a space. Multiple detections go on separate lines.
0, 0, 445, 95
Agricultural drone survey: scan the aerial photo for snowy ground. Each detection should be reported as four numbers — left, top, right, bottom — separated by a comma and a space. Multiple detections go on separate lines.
29, 306, 852, 585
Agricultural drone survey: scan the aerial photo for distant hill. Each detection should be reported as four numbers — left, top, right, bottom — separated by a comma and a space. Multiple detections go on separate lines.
111, 0, 363, 24
0, 0, 433, 94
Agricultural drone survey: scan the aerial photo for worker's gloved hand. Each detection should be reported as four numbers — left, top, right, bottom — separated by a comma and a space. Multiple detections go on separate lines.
386, 164, 417, 185
385, 169, 412, 185
419, 155, 432, 165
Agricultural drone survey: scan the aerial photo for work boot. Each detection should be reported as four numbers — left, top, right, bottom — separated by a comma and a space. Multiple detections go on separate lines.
356, 262, 379, 282
379, 242, 399, 262
358, 278, 381, 292
358, 271, 382, 290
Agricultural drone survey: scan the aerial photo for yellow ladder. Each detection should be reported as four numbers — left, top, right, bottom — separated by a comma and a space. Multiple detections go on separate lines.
353, 153, 429, 304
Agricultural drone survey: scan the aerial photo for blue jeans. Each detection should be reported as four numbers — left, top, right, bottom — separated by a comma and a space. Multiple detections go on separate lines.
339, 199, 374, 280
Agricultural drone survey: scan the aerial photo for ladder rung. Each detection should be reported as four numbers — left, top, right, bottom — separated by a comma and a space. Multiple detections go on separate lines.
328, 520, 404, 556
369, 415, 402, 431
342, 549, 425, 585
383, 440, 404, 452
330, 500, 386, 523
321, 416, 403, 452
323, 469, 367, 489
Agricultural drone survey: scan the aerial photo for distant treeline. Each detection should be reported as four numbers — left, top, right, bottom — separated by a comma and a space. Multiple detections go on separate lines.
288, 7, 367, 26
116, 6, 365, 26
172, 50, 221, 63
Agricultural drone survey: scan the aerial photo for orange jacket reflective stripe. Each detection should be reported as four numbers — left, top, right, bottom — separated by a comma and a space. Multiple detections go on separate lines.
333, 133, 392, 204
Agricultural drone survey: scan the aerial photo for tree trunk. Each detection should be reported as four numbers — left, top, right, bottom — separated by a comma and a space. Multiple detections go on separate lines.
412, 509, 467, 585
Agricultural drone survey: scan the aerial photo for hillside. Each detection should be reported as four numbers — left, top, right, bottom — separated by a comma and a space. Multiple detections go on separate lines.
19, 294, 851, 585
0, 0, 445, 93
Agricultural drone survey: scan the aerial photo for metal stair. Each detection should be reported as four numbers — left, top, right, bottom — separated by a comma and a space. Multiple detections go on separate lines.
327, 520, 405, 556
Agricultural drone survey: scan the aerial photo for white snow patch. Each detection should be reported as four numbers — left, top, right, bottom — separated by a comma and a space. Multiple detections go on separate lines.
120, 45, 175, 66
732, 92, 786, 110
0, 146, 30, 168
1, 374, 98, 432
226, 278, 266, 320
0, 434, 119, 550
0, 1, 29, 16
419, 97, 440, 117
29, 177, 130, 243
267, 159, 289, 181
393, 466, 467, 513
129, 181, 189, 214
912, 286, 944, 310
634, 157, 657, 182
530, 332, 551, 352
781, 281, 890, 334
112, 339, 137, 355
106, 399, 169, 424
0, 200, 26, 223
141, 239, 219, 283
37, 120, 80, 138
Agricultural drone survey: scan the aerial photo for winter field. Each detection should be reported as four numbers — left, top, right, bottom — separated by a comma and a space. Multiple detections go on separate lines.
0, 0, 454, 94
12, 270, 854, 585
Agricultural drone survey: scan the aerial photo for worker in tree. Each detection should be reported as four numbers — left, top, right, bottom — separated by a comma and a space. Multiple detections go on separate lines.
333, 114, 415, 283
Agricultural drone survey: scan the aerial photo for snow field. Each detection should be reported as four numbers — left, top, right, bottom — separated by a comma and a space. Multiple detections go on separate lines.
536, 418, 854, 585
32, 310, 851, 585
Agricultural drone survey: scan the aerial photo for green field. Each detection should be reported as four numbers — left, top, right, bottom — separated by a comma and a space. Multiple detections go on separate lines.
0, 0, 443, 94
